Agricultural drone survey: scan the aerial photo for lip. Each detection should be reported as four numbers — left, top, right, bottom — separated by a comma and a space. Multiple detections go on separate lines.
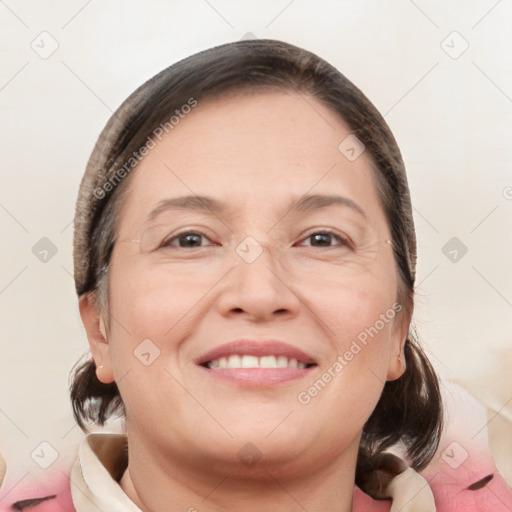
195, 339, 317, 366
198, 367, 316, 386
195, 340, 317, 387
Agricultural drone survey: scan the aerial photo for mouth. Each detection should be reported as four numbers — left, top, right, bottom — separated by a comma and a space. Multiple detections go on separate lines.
202, 355, 315, 370
196, 340, 318, 385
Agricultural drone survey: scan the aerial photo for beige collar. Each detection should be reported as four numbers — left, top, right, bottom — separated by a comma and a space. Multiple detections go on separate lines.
71, 432, 141, 512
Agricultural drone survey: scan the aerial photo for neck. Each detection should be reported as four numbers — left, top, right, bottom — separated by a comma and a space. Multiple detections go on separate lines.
119, 434, 359, 512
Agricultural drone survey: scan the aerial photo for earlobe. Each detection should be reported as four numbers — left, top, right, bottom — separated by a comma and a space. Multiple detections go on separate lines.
78, 293, 115, 384
386, 312, 409, 381
99, 316, 107, 339
387, 347, 407, 381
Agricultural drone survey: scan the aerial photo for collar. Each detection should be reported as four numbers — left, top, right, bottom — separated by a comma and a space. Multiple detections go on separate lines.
71, 432, 141, 512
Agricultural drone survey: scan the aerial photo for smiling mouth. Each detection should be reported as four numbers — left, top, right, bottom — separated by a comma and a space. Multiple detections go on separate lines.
202, 355, 317, 370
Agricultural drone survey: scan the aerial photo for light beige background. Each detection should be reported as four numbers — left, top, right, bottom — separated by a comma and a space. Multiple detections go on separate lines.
0, 0, 511, 486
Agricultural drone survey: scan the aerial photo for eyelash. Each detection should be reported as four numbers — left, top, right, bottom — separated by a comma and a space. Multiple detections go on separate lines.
161, 229, 351, 249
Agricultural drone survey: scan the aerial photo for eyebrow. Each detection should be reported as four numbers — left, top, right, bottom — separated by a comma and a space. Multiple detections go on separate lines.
145, 193, 367, 223
147, 195, 226, 222
293, 194, 367, 219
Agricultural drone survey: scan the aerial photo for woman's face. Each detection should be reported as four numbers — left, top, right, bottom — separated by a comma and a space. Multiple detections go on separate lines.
85, 91, 408, 477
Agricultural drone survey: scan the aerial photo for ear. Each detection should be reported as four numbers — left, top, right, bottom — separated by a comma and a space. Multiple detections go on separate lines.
386, 305, 410, 381
78, 293, 115, 384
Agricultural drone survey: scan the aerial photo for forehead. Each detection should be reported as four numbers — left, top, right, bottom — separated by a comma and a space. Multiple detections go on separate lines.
119, 91, 387, 232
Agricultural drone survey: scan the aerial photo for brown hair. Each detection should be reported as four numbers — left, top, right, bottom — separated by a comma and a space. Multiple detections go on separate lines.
71, 38, 442, 481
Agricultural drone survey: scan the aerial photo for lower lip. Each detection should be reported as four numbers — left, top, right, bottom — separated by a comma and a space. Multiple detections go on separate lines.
198, 366, 316, 386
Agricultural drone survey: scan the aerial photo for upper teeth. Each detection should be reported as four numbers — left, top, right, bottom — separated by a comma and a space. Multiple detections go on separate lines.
207, 355, 308, 369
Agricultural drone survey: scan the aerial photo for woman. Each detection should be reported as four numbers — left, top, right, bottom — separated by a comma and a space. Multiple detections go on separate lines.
70, 39, 442, 511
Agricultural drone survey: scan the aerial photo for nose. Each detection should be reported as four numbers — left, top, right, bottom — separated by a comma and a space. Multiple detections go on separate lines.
216, 240, 301, 322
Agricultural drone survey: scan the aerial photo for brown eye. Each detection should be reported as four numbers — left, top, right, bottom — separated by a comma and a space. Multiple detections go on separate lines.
298, 231, 349, 248
163, 231, 216, 248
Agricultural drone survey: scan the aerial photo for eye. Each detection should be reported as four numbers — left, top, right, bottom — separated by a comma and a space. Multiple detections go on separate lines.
296, 230, 351, 248
162, 231, 217, 249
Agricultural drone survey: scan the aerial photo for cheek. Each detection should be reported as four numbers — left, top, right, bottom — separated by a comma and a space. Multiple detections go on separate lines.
105, 258, 226, 375
328, 290, 396, 377
109, 258, 214, 333
305, 260, 398, 345
107, 248, 398, 363
298, 269, 399, 412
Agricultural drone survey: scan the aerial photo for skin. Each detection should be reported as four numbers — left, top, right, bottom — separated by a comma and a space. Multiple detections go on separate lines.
80, 91, 409, 512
